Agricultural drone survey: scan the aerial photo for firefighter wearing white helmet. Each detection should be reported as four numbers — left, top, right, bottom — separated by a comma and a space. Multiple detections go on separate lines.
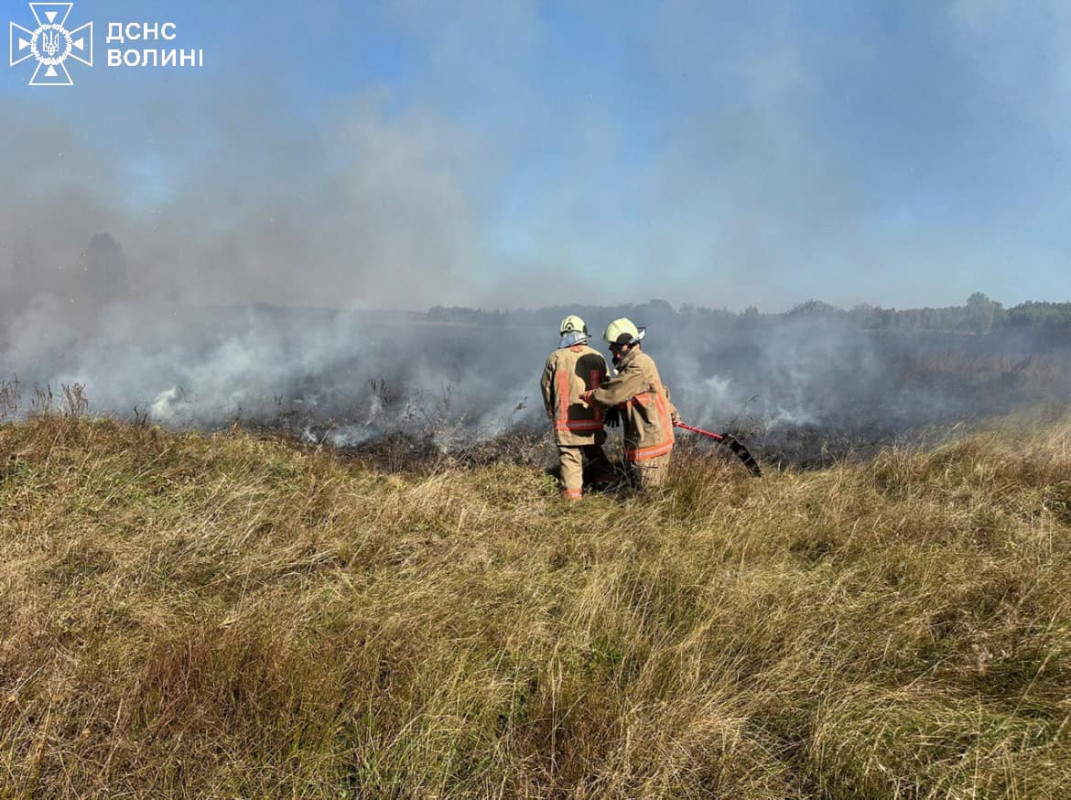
581, 317, 679, 491
540, 315, 613, 499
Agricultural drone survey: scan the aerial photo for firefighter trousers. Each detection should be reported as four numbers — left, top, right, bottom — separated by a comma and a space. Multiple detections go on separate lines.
628, 452, 672, 492
558, 444, 613, 499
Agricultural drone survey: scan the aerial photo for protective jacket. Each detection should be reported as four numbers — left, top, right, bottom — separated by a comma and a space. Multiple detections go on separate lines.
588, 346, 679, 462
541, 344, 608, 446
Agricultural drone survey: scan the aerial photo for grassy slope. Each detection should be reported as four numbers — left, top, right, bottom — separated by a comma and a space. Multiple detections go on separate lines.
1, 416, 1069, 799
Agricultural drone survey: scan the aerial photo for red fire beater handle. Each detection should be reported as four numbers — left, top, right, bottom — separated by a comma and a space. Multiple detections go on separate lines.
674, 421, 725, 441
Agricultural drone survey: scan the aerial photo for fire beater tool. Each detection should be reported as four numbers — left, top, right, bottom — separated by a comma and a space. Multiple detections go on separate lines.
674, 421, 762, 477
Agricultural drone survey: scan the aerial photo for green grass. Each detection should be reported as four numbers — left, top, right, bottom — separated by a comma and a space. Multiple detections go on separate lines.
0, 415, 1069, 798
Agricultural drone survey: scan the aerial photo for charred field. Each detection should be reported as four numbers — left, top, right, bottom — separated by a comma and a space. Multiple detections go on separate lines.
5, 302, 1071, 470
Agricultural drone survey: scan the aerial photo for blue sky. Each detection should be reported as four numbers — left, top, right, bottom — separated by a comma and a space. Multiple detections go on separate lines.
2, 0, 1070, 311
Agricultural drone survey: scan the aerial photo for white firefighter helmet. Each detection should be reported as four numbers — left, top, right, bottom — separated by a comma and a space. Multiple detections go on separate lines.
603, 317, 646, 346
559, 315, 589, 347
560, 315, 588, 336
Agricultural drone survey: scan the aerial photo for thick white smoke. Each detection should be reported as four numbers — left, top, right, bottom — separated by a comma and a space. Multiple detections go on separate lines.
4, 292, 1068, 467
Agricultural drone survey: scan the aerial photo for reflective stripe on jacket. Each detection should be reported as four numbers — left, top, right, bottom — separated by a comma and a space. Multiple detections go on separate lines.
588, 347, 679, 462
540, 344, 608, 446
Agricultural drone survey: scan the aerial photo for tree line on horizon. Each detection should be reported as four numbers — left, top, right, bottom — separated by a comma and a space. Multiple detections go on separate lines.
429, 293, 1071, 334
5, 230, 1068, 335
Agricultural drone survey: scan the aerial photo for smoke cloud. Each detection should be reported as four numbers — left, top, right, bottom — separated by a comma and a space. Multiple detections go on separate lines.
0, 90, 491, 314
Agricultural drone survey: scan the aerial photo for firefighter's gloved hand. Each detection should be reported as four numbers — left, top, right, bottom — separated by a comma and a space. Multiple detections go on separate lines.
604, 406, 621, 428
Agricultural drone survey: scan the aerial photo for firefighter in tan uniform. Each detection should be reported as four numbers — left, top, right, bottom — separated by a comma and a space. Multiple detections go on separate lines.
581, 318, 680, 492
541, 316, 613, 500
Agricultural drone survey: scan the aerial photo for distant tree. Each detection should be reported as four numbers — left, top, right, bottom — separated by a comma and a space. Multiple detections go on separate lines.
787, 299, 841, 317
965, 292, 1002, 333
848, 303, 878, 328
638, 298, 676, 325
732, 305, 760, 329
1006, 301, 1071, 328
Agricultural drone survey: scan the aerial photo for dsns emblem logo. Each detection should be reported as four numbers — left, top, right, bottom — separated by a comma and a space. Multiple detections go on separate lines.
9, 3, 93, 86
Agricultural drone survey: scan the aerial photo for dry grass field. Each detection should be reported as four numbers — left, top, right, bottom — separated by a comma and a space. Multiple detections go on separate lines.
1, 413, 1069, 798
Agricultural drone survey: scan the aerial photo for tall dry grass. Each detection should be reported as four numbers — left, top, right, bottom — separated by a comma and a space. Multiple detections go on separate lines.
0, 413, 1069, 797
